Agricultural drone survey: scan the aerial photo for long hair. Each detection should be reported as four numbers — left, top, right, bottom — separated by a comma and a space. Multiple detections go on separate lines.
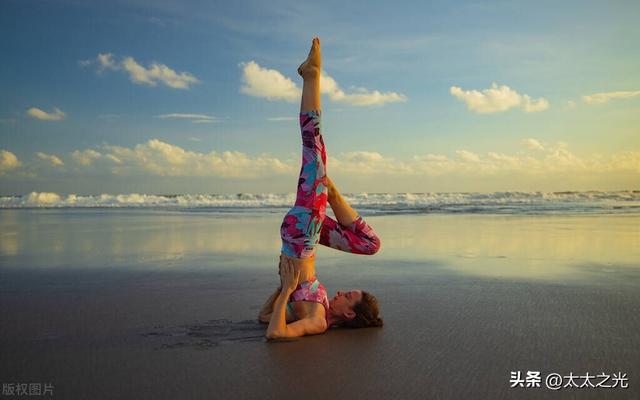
341, 290, 384, 328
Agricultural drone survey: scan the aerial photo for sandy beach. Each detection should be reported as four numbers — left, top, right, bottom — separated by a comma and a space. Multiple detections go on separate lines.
1, 210, 638, 399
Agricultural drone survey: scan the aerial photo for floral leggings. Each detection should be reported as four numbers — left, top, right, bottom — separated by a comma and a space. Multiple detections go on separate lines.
280, 110, 381, 259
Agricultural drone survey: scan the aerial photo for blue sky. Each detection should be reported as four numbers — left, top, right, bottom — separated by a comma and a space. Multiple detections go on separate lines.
1, 0, 639, 194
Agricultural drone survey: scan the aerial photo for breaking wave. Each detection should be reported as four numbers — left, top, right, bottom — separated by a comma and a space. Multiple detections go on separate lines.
1, 191, 639, 215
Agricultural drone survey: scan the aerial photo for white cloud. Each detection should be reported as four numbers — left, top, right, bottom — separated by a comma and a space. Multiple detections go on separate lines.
27, 107, 66, 121
414, 154, 449, 162
329, 141, 640, 178
330, 151, 411, 175
81, 53, 200, 89
156, 113, 218, 124
341, 151, 385, 162
239, 61, 407, 106
79, 53, 119, 73
450, 83, 549, 113
36, 152, 64, 167
121, 57, 199, 89
320, 71, 407, 106
487, 152, 520, 167
9, 140, 640, 188
521, 95, 550, 112
0, 150, 21, 173
71, 149, 102, 166
97, 53, 117, 71
101, 139, 293, 178
582, 90, 640, 104
239, 61, 300, 102
456, 150, 481, 162
522, 138, 545, 151
104, 154, 123, 164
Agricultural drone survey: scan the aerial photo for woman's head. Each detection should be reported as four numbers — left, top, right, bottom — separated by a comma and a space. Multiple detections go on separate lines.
330, 289, 384, 328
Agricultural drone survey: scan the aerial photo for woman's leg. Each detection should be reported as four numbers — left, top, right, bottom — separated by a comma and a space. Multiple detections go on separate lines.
299, 37, 321, 113
319, 215, 381, 255
327, 176, 358, 226
280, 37, 327, 259
319, 178, 381, 255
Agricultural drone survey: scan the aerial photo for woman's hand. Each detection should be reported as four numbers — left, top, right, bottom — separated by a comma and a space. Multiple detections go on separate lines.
280, 256, 300, 294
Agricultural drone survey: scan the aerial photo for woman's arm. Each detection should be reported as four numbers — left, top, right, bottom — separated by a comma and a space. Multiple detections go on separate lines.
257, 287, 281, 323
258, 256, 288, 323
265, 286, 294, 338
265, 258, 326, 339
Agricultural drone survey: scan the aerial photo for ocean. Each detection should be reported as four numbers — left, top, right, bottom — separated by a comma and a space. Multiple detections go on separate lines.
2, 190, 639, 215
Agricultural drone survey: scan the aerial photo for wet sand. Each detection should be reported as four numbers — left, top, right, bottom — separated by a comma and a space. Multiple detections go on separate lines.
1, 210, 639, 399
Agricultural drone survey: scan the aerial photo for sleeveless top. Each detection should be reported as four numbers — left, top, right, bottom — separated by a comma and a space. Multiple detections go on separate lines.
286, 276, 330, 326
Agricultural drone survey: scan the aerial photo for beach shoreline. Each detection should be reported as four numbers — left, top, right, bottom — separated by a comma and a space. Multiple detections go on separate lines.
1, 210, 638, 399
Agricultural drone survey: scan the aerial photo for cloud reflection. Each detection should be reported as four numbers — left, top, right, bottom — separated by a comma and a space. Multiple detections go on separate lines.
0, 211, 637, 283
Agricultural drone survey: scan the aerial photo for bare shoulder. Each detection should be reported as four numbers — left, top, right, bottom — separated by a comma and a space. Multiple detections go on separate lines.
266, 312, 327, 340
289, 315, 327, 336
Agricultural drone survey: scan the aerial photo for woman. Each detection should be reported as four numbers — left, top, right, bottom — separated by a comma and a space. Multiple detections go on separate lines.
258, 37, 383, 339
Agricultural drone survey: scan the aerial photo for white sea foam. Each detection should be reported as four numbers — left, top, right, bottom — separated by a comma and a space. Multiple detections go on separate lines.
1, 191, 639, 214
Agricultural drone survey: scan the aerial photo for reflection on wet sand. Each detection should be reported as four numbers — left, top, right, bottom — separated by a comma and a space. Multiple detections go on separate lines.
0, 210, 282, 268
370, 214, 640, 280
0, 210, 638, 282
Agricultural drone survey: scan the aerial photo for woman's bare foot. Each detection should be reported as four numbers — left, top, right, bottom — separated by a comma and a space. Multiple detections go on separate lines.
297, 37, 321, 80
